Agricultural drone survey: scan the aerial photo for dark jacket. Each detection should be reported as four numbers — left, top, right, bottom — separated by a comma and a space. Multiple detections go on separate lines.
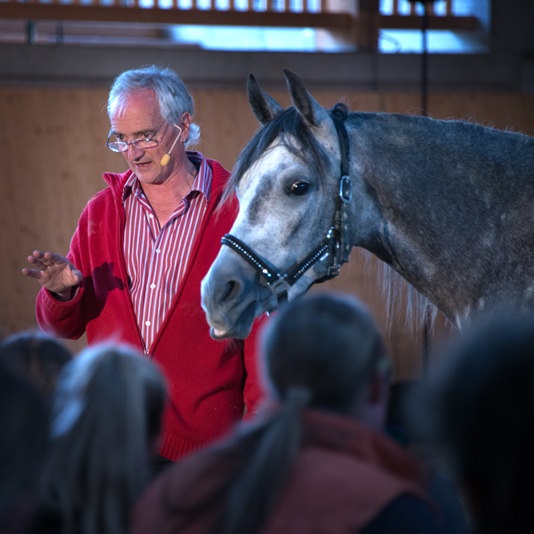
131, 409, 444, 533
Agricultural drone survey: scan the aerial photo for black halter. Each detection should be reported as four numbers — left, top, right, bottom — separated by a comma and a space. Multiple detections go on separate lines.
221, 103, 353, 304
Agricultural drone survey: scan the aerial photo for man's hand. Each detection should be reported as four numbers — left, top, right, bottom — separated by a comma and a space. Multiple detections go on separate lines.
22, 250, 83, 301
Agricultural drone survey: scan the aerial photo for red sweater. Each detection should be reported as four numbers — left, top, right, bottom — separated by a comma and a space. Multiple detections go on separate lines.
35, 160, 265, 460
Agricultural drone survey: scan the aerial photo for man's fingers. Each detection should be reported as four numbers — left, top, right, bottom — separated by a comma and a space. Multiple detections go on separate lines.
21, 267, 43, 279
27, 251, 68, 268
26, 255, 47, 269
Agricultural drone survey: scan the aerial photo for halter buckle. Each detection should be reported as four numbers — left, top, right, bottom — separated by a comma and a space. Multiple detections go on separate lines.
265, 275, 290, 303
339, 175, 352, 203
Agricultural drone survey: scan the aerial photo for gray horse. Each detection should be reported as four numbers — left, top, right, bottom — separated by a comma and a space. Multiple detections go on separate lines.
201, 70, 534, 339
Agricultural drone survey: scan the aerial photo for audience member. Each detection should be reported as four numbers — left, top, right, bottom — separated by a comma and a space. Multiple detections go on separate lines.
407, 308, 534, 534
0, 362, 49, 534
0, 329, 72, 401
131, 292, 448, 534
30, 342, 168, 534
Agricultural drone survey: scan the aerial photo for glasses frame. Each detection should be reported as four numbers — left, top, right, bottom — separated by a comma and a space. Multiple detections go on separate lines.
106, 119, 167, 153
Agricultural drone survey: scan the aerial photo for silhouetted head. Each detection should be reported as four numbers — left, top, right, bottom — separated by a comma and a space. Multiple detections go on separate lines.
0, 329, 72, 400
0, 363, 48, 530
39, 342, 168, 534
409, 308, 534, 533
260, 291, 390, 418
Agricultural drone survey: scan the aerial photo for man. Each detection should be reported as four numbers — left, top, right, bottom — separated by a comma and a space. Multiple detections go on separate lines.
22, 65, 264, 463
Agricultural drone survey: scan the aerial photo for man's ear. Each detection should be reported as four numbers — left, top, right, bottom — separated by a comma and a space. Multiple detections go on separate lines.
180, 112, 191, 132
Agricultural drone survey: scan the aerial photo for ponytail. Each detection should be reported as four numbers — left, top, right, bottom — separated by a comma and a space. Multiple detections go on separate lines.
214, 385, 311, 534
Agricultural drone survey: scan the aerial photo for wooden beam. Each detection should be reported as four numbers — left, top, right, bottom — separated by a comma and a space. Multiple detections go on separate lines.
358, 0, 380, 51
0, 4, 355, 30
380, 14, 480, 31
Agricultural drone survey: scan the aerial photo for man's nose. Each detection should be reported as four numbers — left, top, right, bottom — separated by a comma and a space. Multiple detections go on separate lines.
127, 143, 144, 158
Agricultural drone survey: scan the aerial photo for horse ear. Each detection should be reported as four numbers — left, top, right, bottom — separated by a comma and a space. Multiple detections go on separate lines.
247, 73, 284, 125
283, 69, 327, 127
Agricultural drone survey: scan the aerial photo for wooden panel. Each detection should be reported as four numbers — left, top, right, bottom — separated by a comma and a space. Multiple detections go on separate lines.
0, 88, 118, 335
2, 86, 533, 379
379, 14, 479, 30
429, 92, 534, 135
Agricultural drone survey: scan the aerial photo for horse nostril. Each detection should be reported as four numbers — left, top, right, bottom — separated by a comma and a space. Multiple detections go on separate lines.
219, 279, 241, 303
204, 273, 242, 307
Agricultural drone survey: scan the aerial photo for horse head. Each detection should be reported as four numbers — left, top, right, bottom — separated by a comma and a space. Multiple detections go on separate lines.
201, 70, 354, 339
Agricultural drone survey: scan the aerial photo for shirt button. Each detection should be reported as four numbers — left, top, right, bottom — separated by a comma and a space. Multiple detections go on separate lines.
155, 249, 161, 254
150, 283, 156, 289
145, 320, 151, 326
148, 213, 154, 219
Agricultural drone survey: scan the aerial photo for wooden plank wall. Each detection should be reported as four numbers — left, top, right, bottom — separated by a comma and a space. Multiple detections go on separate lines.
2, 85, 533, 381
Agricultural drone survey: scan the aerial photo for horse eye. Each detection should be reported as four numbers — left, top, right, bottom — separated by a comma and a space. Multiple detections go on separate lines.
289, 181, 310, 196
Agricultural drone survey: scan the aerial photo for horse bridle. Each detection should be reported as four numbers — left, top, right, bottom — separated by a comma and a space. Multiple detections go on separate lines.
221, 103, 353, 304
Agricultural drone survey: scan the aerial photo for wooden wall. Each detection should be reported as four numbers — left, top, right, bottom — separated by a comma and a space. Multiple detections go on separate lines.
2, 85, 533, 380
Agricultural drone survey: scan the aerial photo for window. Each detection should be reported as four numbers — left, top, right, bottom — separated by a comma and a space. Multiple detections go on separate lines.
0, 0, 489, 52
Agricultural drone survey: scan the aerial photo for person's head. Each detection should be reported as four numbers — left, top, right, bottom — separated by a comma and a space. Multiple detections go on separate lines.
409, 308, 534, 533
0, 363, 49, 532
0, 329, 72, 400
40, 341, 168, 534
261, 291, 391, 428
106, 65, 200, 185
205, 292, 391, 534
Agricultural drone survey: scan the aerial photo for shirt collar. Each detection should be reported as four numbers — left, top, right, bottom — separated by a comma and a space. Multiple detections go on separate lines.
189, 151, 212, 202
122, 151, 212, 203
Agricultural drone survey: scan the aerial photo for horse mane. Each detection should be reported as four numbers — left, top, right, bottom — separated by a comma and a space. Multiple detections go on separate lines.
222, 107, 333, 204
358, 249, 441, 338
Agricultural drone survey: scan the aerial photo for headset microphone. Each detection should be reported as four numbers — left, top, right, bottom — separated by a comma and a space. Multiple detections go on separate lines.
160, 125, 182, 167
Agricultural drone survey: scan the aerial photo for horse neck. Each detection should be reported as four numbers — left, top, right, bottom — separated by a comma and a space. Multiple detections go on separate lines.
346, 113, 534, 323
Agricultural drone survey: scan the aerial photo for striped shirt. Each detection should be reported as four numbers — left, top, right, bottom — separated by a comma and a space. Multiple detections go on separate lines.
122, 152, 212, 353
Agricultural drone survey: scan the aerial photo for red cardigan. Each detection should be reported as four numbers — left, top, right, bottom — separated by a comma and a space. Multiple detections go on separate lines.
35, 160, 265, 460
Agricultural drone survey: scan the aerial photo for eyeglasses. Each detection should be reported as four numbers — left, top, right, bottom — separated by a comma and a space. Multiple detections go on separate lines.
107, 120, 166, 153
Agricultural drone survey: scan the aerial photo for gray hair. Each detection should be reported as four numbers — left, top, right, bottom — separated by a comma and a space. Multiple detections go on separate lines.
107, 65, 200, 148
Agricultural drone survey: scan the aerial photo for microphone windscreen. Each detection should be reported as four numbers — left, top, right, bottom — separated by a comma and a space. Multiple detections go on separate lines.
160, 154, 171, 167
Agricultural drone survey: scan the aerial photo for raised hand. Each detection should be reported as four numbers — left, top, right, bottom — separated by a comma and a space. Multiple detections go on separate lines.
22, 250, 83, 301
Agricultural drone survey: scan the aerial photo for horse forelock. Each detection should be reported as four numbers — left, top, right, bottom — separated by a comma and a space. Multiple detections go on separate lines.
222, 107, 332, 204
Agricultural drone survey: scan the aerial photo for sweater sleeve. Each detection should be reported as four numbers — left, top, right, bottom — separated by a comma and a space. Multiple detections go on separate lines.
36, 173, 134, 344
35, 285, 86, 339
35, 220, 88, 339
